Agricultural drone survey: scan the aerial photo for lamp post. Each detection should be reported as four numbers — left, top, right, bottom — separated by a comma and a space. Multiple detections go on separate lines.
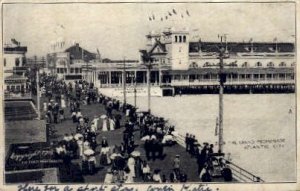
217, 34, 229, 153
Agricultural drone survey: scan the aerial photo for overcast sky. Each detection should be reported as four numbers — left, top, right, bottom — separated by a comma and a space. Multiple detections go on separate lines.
3, 2, 295, 59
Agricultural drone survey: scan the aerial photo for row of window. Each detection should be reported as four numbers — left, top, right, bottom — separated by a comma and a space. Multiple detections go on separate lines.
173, 73, 294, 80
56, 68, 83, 74
3, 57, 26, 67
174, 35, 187, 43
191, 61, 294, 68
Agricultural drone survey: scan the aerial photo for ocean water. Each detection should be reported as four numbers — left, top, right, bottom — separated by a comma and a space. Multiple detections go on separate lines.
120, 94, 295, 182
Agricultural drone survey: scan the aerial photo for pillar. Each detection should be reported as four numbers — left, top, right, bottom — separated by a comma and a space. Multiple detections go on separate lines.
109, 71, 112, 87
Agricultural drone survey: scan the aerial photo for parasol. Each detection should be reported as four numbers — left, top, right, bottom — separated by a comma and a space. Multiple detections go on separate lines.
110, 153, 118, 160
100, 114, 107, 119
141, 135, 150, 141
74, 133, 83, 140
171, 131, 179, 136
84, 149, 95, 156
131, 151, 141, 157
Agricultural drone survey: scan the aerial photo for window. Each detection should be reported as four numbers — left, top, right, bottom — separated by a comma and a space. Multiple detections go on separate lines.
279, 62, 286, 67
4, 58, 6, 67
267, 62, 274, 68
256, 62, 262, 67
291, 62, 295, 67
242, 62, 248, 68
179, 36, 182, 43
75, 68, 79, 73
57, 68, 60, 73
22, 57, 26, 66
15, 58, 20, 67
183, 36, 186, 42
175, 36, 178, 42
70, 68, 74, 73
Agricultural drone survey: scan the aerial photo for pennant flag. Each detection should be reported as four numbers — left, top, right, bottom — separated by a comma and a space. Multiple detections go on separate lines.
168, 12, 172, 16
11, 38, 20, 46
244, 46, 250, 51
60, 25, 65, 29
152, 15, 155, 20
249, 38, 253, 42
165, 16, 168, 20
173, 9, 177, 14
181, 14, 184, 18
273, 37, 277, 42
161, 17, 163, 21
149, 17, 152, 21
186, 10, 190, 16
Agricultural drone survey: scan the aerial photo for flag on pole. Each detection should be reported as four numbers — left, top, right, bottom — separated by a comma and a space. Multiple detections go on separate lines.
152, 15, 155, 20
181, 14, 184, 18
165, 16, 168, 20
273, 37, 277, 42
149, 17, 152, 21
161, 17, 163, 21
168, 12, 172, 16
186, 10, 190, 16
249, 38, 253, 42
173, 9, 177, 14
11, 39, 20, 46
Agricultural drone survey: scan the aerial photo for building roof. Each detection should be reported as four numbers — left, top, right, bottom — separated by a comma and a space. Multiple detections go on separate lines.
189, 42, 294, 54
65, 43, 96, 62
5, 120, 47, 154
4, 46, 27, 53
5, 74, 27, 80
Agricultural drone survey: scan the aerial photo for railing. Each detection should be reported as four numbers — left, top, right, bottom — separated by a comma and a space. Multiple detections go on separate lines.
171, 79, 295, 86
173, 133, 264, 183
4, 92, 33, 100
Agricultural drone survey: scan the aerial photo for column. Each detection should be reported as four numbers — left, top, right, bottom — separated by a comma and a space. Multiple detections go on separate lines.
159, 69, 162, 86
109, 71, 112, 87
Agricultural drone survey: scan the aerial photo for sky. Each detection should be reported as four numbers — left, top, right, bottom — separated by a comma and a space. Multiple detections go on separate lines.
3, 2, 296, 59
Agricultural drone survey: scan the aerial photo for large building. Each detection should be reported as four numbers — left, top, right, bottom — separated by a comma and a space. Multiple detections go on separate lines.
46, 28, 295, 96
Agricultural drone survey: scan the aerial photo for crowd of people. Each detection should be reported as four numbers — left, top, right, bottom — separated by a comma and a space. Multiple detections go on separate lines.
37, 73, 231, 183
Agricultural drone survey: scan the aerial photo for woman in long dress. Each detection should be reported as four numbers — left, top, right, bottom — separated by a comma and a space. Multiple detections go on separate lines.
127, 156, 136, 178
77, 138, 84, 157
109, 118, 115, 131
102, 117, 108, 131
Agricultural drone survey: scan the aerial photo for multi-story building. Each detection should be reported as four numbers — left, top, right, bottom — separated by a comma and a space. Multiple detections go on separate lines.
46, 28, 295, 96
3, 42, 30, 97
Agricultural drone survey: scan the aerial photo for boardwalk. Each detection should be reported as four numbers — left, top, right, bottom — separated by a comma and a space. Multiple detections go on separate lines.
47, 99, 202, 183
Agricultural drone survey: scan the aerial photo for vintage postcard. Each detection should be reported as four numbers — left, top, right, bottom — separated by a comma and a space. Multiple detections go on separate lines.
1, 0, 299, 191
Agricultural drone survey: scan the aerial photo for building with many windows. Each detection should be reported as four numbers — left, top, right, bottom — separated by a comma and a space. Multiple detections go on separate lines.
45, 28, 295, 96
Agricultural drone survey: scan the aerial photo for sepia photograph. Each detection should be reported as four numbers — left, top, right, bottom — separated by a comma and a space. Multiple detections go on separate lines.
2, 1, 297, 186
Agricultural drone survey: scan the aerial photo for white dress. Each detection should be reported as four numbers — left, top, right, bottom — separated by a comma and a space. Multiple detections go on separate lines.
127, 157, 136, 178
109, 119, 115, 130
92, 118, 99, 131
102, 118, 108, 131
77, 140, 84, 157
43, 103, 47, 112
61, 99, 66, 109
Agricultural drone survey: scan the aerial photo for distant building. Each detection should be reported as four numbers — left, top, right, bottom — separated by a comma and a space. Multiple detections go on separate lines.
3, 41, 30, 96
3, 43, 27, 78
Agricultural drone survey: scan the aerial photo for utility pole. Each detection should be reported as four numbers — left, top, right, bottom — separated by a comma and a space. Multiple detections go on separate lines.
122, 57, 127, 106
218, 34, 229, 153
36, 69, 41, 120
134, 77, 137, 108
